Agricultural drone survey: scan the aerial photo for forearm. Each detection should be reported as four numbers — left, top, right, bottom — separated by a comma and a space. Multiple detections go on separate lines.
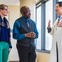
13, 33, 26, 40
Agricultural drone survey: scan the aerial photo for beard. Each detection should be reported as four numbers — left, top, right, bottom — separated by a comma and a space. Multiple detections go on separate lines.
24, 15, 30, 19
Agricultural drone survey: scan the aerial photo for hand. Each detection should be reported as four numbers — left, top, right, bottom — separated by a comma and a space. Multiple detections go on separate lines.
25, 32, 36, 38
57, 21, 62, 27
9, 48, 12, 53
48, 20, 51, 28
30, 32, 36, 38
25, 32, 31, 38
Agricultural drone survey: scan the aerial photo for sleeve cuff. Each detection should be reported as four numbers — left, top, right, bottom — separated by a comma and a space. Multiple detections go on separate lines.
47, 27, 51, 33
9, 45, 12, 48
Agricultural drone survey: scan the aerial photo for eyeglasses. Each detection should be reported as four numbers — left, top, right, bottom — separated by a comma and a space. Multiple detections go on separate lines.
3, 8, 8, 11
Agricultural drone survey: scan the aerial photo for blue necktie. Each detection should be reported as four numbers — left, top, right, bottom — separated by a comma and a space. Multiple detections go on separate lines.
26, 19, 30, 27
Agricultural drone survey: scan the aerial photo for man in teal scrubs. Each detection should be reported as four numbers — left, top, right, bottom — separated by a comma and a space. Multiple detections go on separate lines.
0, 4, 12, 62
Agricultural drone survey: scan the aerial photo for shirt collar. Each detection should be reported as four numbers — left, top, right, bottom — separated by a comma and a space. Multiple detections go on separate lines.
21, 16, 30, 22
0, 16, 3, 22
0, 16, 8, 23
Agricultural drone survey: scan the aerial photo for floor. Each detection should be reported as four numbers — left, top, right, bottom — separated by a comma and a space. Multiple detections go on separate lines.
9, 61, 18, 62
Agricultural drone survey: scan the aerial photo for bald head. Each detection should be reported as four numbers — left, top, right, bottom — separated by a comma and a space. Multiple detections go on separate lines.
20, 6, 31, 18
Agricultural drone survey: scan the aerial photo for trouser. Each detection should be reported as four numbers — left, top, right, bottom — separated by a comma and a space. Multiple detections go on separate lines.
16, 44, 36, 62
0, 42, 9, 62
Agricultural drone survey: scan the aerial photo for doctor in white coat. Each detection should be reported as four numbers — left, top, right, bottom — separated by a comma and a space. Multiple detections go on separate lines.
47, 1, 62, 62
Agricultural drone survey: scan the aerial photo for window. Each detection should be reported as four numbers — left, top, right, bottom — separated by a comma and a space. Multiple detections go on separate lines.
36, 5, 41, 50
59, 0, 62, 1
36, 0, 56, 52
45, 0, 53, 50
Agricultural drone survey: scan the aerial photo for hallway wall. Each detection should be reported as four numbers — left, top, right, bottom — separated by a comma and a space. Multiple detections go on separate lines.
8, 5, 20, 61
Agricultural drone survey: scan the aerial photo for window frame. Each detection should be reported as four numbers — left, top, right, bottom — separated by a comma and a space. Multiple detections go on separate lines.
35, 3, 42, 50
36, 0, 57, 53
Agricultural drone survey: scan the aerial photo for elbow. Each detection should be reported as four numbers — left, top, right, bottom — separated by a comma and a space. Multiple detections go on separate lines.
35, 33, 38, 39
36, 35, 38, 38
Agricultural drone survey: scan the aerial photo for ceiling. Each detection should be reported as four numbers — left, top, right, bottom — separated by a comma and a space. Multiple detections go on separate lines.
0, 0, 40, 5
0, 0, 20, 5
35, 0, 40, 3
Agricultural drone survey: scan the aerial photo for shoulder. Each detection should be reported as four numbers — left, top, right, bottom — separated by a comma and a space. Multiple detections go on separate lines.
4, 17, 8, 22
14, 17, 22, 24
17, 17, 21, 21
30, 19, 36, 25
14, 18, 21, 27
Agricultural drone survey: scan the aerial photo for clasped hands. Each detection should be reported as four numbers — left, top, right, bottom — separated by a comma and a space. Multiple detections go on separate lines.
25, 32, 36, 38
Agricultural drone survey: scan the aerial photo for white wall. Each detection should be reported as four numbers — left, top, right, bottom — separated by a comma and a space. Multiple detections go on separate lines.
8, 5, 20, 61
0, 0, 20, 5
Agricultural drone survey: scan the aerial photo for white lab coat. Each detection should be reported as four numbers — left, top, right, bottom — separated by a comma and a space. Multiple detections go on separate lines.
49, 18, 62, 62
